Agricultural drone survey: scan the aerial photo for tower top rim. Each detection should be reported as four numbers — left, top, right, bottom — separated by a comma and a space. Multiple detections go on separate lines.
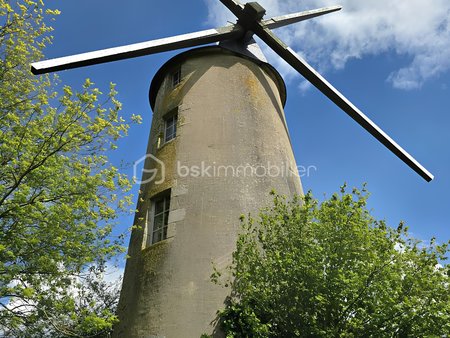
148, 45, 287, 110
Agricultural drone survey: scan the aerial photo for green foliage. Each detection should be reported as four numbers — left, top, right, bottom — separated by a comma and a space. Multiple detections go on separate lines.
0, 0, 138, 335
3, 264, 122, 337
214, 185, 450, 337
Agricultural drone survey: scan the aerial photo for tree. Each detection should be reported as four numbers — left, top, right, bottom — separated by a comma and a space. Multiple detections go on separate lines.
213, 186, 450, 337
3, 264, 123, 337
0, 0, 138, 335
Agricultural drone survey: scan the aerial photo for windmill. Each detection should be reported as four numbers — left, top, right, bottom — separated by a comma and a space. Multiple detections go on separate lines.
32, 0, 434, 336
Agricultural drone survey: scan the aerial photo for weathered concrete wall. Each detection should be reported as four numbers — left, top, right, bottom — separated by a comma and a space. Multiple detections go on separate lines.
114, 47, 303, 338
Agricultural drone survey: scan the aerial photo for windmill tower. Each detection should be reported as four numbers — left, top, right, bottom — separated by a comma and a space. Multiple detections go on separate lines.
114, 44, 303, 336
31, 1, 434, 337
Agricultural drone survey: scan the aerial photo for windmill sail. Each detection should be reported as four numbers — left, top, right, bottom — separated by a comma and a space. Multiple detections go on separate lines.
31, 26, 243, 74
218, 0, 434, 182
252, 24, 434, 182
30, 6, 342, 74
30, 0, 434, 181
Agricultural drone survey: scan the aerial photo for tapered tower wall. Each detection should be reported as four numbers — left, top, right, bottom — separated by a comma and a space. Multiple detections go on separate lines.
114, 46, 302, 337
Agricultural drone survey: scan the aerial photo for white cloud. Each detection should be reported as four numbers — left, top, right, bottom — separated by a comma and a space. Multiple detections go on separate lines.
205, 0, 450, 90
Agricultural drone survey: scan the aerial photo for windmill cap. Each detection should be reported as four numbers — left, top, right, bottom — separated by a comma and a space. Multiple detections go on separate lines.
148, 45, 287, 110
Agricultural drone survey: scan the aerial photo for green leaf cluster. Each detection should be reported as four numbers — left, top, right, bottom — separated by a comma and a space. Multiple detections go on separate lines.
0, 1, 138, 335
3, 263, 122, 337
215, 186, 450, 337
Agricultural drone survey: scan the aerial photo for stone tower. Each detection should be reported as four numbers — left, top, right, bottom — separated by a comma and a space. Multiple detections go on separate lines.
114, 45, 302, 337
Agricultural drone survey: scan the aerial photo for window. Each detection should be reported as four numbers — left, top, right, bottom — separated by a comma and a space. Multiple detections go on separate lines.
150, 193, 170, 244
164, 113, 177, 143
172, 68, 181, 87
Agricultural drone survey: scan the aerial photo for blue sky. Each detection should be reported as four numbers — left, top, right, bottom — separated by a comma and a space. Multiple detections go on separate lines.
43, 0, 449, 248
